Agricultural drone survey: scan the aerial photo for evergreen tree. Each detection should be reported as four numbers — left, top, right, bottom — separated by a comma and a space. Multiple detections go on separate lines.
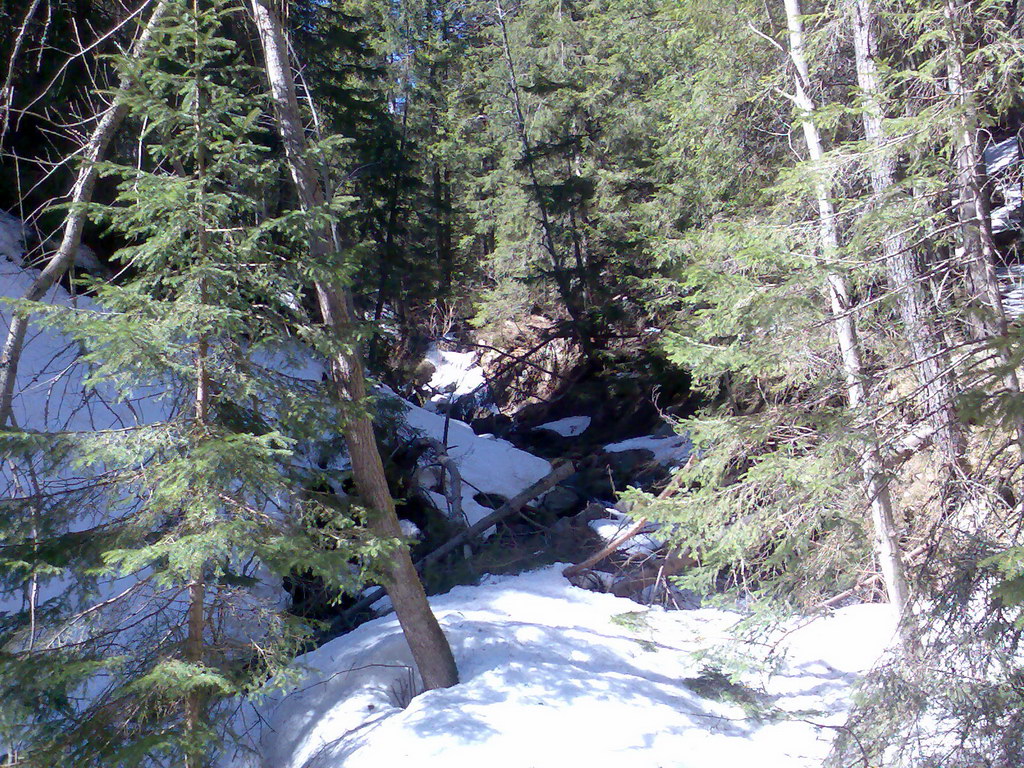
0, 1, 381, 762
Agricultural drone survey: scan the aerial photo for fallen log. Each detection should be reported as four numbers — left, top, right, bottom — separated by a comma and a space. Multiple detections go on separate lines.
562, 459, 690, 579
341, 460, 576, 623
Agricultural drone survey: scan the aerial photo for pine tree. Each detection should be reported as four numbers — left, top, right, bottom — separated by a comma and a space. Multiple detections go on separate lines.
0, 1, 381, 762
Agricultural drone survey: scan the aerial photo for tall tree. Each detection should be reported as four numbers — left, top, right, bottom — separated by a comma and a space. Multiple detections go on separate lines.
850, 0, 968, 480
782, 0, 909, 621
247, 0, 459, 691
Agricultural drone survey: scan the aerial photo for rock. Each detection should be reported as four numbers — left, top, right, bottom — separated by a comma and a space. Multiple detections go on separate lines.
613, 498, 635, 515
575, 502, 610, 524
540, 485, 582, 516
572, 466, 615, 500
411, 360, 437, 390
473, 492, 507, 510
470, 412, 513, 436
603, 448, 655, 480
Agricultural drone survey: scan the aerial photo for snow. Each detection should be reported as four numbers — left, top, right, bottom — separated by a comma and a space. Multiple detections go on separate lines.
397, 394, 552, 528
589, 516, 663, 556
991, 188, 1023, 235
425, 346, 486, 399
0, 210, 27, 266
219, 565, 898, 768
536, 415, 591, 437
984, 137, 1020, 177
604, 433, 693, 467
983, 138, 1022, 235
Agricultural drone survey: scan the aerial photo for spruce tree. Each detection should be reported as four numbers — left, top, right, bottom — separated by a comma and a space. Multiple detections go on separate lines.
0, 1, 381, 763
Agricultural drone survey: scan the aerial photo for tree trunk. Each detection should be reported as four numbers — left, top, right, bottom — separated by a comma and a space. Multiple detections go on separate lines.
945, 0, 1024, 458
783, 0, 910, 621
248, 0, 458, 691
850, 0, 967, 478
0, 0, 170, 429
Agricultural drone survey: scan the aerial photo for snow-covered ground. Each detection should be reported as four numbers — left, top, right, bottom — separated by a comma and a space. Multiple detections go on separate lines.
220, 566, 897, 768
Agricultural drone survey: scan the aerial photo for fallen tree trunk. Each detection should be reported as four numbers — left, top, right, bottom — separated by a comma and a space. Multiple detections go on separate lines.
344, 461, 575, 622
562, 469, 687, 578
419, 460, 575, 570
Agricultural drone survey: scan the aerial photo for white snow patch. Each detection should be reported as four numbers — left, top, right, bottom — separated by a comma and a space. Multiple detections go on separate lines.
425, 346, 486, 401
985, 137, 1020, 177
219, 565, 898, 768
588, 517, 663, 556
604, 433, 692, 467
396, 394, 551, 529
398, 519, 422, 539
536, 415, 591, 437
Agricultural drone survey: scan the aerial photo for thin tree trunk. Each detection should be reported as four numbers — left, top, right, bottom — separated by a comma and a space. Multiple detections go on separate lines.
944, 0, 1024, 457
783, 0, 910, 621
248, 0, 458, 691
0, 0, 44, 141
850, 0, 967, 477
185, 9, 209, 760
0, 0, 170, 429
494, 0, 598, 363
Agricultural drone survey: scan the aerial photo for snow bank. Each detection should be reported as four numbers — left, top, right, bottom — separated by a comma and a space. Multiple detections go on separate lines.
536, 415, 591, 437
219, 565, 897, 768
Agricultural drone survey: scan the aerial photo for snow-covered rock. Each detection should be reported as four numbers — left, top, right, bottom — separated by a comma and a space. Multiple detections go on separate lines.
219, 565, 898, 768
604, 432, 692, 468
397, 394, 552, 529
425, 346, 486, 400
536, 415, 591, 437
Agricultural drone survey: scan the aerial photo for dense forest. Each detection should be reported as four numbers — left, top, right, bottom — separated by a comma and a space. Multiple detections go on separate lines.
1, 0, 1023, 764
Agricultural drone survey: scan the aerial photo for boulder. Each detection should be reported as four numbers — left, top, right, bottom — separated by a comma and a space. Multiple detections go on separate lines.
540, 485, 583, 516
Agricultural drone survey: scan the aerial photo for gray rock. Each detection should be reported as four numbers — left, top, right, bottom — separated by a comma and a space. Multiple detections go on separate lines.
603, 448, 655, 480
540, 485, 582, 516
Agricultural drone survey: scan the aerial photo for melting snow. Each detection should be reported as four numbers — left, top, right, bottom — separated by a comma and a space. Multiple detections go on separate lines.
589, 516, 663, 556
219, 565, 897, 768
397, 395, 552, 528
536, 415, 591, 437
604, 433, 693, 468
425, 346, 487, 403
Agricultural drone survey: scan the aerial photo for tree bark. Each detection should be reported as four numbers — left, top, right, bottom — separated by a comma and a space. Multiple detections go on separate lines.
850, 0, 968, 478
783, 0, 910, 621
0, 0, 170, 429
248, 0, 458, 691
